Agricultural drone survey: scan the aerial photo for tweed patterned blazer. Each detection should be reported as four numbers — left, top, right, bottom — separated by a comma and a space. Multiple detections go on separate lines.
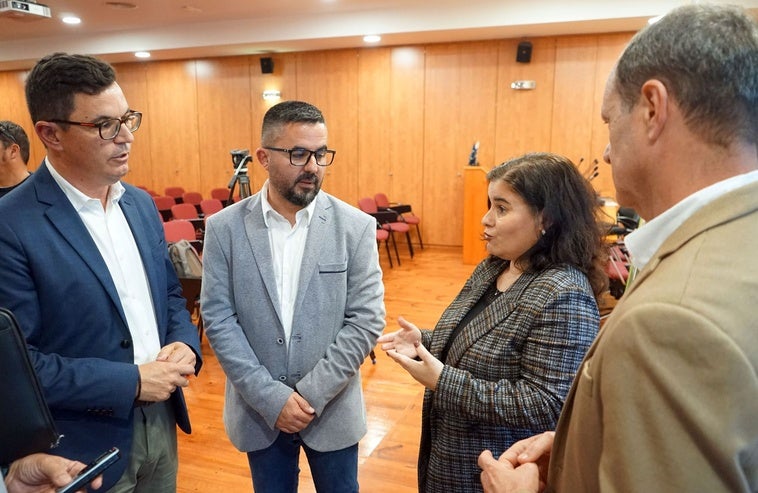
417, 257, 599, 493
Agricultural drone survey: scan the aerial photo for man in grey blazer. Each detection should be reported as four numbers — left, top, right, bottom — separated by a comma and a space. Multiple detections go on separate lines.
478, 4, 758, 492
201, 100, 385, 492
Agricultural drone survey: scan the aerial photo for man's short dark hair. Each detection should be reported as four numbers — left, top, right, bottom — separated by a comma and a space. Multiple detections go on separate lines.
261, 100, 325, 146
25, 52, 117, 125
0, 120, 30, 164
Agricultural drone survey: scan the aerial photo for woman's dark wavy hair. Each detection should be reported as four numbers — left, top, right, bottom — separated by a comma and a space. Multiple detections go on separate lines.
487, 152, 608, 300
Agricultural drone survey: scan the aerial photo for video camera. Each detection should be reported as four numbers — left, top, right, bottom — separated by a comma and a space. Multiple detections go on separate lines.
230, 149, 251, 170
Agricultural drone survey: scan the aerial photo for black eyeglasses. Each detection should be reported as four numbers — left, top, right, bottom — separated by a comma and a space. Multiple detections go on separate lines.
0, 124, 17, 146
50, 111, 142, 140
264, 146, 336, 167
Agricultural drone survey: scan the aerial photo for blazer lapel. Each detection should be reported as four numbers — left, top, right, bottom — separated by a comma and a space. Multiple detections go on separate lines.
444, 267, 538, 367
35, 165, 128, 328
294, 195, 330, 313
244, 197, 283, 325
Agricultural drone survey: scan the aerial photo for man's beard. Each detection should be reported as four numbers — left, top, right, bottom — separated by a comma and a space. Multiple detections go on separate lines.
282, 172, 321, 207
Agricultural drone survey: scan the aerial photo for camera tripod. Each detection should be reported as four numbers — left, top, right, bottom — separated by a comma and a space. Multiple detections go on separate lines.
227, 151, 253, 203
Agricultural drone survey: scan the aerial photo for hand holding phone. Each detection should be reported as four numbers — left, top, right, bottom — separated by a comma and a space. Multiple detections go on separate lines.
56, 447, 120, 493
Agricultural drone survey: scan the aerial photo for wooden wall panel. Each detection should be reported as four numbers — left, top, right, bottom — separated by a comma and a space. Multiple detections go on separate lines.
494, 38, 556, 162
0, 69, 45, 169
194, 57, 253, 198
357, 48, 392, 204
551, 35, 599, 165
144, 60, 201, 195
0, 31, 634, 246
295, 49, 360, 204
115, 63, 153, 191
423, 41, 499, 247
388, 47, 425, 216
590, 33, 632, 198
246, 53, 300, 193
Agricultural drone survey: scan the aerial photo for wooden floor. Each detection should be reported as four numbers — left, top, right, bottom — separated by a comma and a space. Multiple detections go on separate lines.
177, 245, 477, 492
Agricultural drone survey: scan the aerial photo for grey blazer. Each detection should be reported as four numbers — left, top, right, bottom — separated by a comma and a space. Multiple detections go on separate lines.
200, 190, 386, 452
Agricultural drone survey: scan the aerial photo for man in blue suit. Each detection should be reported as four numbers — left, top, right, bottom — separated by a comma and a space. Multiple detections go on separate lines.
0, 52, 202, 492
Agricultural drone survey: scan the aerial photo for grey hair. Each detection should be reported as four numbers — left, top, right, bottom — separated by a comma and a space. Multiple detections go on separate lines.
614, 4, 758, 147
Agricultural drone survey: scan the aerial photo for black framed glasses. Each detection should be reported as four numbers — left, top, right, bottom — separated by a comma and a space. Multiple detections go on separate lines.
0, 123, 17, 146
264, 146, 336, 167
50, 111, 142, 140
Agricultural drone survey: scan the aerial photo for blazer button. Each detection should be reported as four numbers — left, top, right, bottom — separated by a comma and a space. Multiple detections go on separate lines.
120, 339, 132, 348
276, 338, 284, 345
278, 375, 287, 381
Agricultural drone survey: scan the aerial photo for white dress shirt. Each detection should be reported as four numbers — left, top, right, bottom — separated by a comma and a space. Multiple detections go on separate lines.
46, 159, 161, 365
260, 180, 317, 345
625, 169, 758, 271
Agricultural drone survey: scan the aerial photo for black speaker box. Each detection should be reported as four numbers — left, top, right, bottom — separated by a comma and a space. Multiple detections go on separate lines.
260, 57, 274, 74
516, 42, 532, 63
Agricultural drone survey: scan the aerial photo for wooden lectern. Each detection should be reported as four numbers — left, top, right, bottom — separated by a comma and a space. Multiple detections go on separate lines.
462, 167, 489, 265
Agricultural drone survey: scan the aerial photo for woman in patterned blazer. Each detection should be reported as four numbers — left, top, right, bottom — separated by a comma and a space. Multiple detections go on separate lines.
378, 152, 608, 493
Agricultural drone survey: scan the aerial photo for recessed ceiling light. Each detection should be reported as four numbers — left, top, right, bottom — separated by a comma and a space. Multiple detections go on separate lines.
363, 34, 381, 43
134, 51, 151, 59
61, 16, 81, 25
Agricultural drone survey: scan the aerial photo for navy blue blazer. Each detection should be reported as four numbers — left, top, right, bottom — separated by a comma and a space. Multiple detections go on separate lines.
0, 162, 202, 489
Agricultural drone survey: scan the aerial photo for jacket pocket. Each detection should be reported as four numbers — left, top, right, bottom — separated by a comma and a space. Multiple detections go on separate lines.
319, 262, 347, 273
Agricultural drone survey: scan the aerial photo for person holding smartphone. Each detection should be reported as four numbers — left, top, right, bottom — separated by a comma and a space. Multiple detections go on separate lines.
2, 453, 102, 493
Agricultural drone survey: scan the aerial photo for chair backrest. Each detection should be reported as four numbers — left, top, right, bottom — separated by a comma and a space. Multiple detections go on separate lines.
153, 195, 175, 210
171, 203, 199, 220
357, 197, 378, 214
182, 191, 203, 206
374, 193, 391, 208
163, 220, 196, 243
165, 186, 185, 199
210, 188, 230, 202
200, 198, 223, 217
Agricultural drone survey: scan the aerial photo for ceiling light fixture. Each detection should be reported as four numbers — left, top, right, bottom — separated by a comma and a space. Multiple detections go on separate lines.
134, 51, 151, 59
363, 34, 381, 44
61, 15, 81, 25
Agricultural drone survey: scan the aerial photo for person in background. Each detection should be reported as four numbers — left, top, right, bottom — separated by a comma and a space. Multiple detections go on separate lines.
201, 100, 385, 493
0, 52, 202, 492
0, 120, 31, 199
2, 453, 102, 493
378, 152, 607, 493
478, 4, 758, 492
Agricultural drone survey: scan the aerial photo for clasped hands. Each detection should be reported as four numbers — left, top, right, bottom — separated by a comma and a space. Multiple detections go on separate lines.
137, 342, 197, 402
275, 391, 316, 433
478, 431, 555, 493
376, 316, 444, 391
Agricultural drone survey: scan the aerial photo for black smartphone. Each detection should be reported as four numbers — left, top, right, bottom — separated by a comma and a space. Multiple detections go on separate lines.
56, 447, 120, 493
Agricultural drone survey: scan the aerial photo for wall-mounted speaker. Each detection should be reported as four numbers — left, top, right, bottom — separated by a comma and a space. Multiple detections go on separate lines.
260, 57, 274, 74
516, 42, 532, 63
